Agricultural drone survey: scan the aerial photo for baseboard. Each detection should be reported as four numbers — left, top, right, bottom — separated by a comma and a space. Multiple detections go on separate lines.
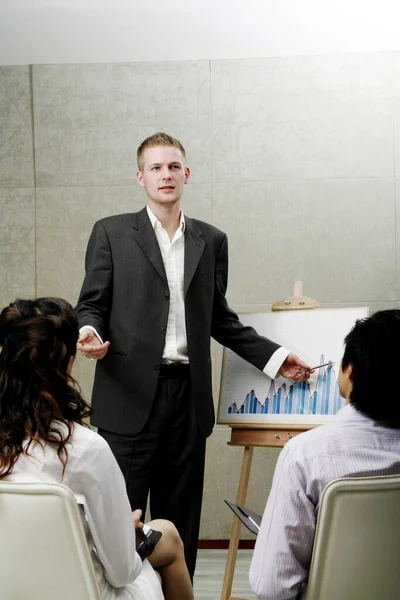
198, 540, 255, 550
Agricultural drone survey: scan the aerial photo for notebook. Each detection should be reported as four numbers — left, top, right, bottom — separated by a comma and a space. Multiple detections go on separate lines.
224, 499, 262, 535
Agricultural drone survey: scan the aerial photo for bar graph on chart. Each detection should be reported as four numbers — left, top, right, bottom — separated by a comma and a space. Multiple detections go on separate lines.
228, 358, 344, 417
217, 308, 368, 426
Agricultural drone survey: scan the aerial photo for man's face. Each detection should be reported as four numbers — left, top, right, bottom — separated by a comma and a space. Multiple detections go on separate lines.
136, 145, 190, 207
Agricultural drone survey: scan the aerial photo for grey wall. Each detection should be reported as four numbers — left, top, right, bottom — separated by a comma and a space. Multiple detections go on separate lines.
1, 53, 399, 538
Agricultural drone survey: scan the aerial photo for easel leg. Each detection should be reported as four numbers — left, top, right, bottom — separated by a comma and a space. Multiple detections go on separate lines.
220, 445, 254, 600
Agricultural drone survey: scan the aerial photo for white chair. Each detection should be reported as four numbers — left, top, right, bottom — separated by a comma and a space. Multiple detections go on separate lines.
0, 480, 102, 600
306, 474, 400, 600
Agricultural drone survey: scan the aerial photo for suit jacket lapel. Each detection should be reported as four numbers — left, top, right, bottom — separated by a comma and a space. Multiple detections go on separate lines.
184, 217, 206, 296
131, 208, 168, 285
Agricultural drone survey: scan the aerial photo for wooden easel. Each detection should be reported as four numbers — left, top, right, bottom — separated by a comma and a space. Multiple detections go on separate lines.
220, 282, 319, 600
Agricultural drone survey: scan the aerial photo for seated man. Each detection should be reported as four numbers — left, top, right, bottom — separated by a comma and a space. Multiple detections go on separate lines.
249, 309, 400, 600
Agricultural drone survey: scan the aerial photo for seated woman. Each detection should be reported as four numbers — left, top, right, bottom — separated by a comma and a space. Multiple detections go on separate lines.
0, 297, 193, 600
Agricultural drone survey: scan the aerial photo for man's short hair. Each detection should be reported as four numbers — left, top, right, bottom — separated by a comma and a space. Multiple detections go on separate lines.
137, 132, 186, 170
342, 309, 400, 428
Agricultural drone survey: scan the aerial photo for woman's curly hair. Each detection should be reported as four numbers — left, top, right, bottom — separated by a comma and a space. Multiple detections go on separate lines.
0, 297, 92, 478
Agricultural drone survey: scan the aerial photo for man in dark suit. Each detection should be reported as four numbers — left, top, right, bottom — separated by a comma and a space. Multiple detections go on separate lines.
76, 132, 310, 578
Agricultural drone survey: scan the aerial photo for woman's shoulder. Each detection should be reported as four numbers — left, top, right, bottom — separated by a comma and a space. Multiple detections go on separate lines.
59, 425, 122, 511
62, 423, 117, 487
71, 422, 100, 441
68, 423, 112, 463
71, 423, 109, 449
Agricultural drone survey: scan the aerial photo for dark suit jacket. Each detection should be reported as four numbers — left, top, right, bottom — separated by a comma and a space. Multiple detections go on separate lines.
76, 208, 280, 437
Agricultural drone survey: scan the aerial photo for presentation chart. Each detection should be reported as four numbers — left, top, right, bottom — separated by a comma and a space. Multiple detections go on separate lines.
218, 308, 368, 426
228, 358, 344, 417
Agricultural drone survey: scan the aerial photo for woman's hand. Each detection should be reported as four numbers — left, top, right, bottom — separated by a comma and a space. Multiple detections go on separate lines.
133, 509, 144, 546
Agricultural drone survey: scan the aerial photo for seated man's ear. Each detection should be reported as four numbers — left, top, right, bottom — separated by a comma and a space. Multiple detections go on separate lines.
339, 361, 353, 401
344, 363, 353, 379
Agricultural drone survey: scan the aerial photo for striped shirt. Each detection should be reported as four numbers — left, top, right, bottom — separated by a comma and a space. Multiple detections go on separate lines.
249, 404, 400, 600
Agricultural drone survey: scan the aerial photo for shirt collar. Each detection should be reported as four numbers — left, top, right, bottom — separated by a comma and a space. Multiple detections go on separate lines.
333, 403, 357, 422
146, 205, 185, 233
334, 403, 382, 427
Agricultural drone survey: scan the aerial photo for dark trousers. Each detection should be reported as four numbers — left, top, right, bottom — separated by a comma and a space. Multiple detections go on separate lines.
98, 364, 206, 580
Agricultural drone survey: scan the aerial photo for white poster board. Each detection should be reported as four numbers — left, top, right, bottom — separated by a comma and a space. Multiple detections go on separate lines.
218, 308, 369, 428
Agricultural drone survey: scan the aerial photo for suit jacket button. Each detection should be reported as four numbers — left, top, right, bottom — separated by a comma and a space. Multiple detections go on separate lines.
161, 327, 167, 334
164, 293, 170, 300
154, 362, 160, 370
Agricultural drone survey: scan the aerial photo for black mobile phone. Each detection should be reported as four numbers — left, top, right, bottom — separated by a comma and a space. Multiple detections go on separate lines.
136, 526, 162, 560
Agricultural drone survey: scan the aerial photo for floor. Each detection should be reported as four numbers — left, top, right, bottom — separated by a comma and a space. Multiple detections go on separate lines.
193, 549, 257, 600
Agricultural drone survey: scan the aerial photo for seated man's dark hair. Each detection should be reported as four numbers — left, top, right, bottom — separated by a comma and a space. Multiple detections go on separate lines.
342, 309, 400, 428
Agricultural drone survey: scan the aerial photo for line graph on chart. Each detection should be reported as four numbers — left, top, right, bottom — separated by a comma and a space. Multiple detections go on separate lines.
217, 308, 368, 426
227, 357, 343, 417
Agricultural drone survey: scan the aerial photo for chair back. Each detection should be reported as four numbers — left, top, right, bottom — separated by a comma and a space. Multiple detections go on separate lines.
306, 474, 400, 600
0, 481, 102, 600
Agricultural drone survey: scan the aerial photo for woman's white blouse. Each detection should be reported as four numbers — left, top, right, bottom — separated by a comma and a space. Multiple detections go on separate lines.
7, 422, 162, 600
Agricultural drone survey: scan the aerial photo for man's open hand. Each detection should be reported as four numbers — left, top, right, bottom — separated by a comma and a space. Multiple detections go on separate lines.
77, 327, 110, 360
279, 353, 314, 382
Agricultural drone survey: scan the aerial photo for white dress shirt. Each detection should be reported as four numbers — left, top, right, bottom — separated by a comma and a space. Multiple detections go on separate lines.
7, 424, 163, 600
81, 206, 289, 377
249, 404, 400, 600
146, 206, 188, 363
